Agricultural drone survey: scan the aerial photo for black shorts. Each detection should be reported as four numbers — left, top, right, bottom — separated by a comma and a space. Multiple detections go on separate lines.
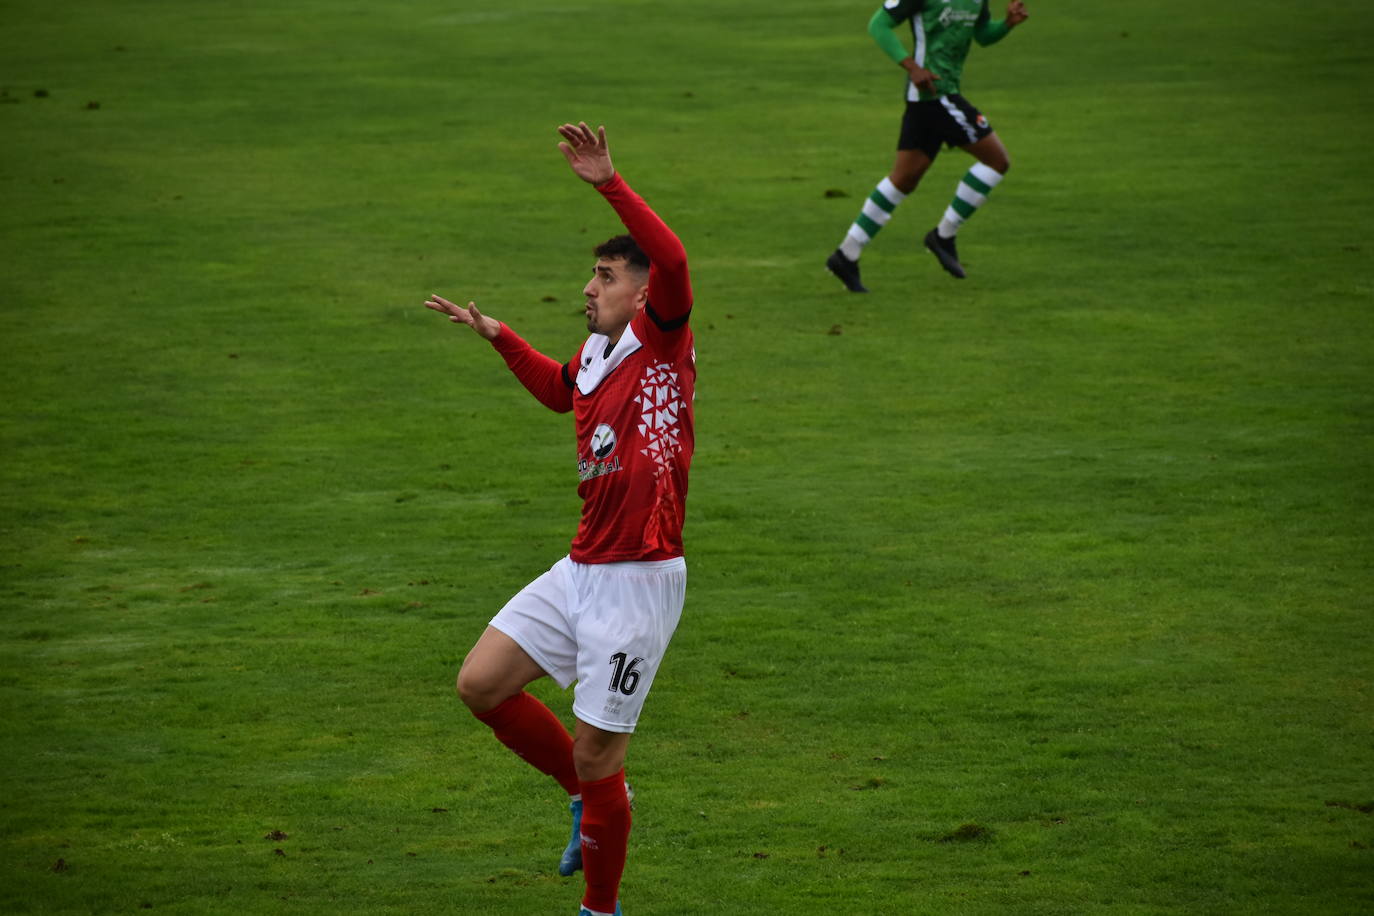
897, 94, 993, 158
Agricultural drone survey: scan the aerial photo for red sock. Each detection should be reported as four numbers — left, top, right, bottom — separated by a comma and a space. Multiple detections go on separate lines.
473, 692, 579, 796
579, 769, 630, 913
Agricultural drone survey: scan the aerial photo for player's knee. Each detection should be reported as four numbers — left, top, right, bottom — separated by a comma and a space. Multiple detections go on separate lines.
572, 734, 627, 782
572, 747, 624, 783
890, 170, 922, 194
455, 667, 476, 707
456, 664, 501, 713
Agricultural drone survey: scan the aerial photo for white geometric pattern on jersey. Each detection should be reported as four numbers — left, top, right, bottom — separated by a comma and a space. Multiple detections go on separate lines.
634, 361, 684, 476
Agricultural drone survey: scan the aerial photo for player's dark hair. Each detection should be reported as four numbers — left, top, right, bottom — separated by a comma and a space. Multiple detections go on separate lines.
594, 234, 650, 275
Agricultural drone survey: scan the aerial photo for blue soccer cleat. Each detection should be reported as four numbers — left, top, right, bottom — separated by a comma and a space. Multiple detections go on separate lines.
558, 798, 583, 876
577, 904, 621, 916
560, 783, 633, 877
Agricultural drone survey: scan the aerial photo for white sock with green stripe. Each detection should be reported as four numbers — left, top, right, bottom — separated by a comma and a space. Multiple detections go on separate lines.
937, 163, 1004, 239
839, 177, 907, 261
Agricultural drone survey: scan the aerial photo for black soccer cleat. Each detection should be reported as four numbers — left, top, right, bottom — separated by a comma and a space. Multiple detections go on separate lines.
923, 229, 966, 279
826, 249, 869, 293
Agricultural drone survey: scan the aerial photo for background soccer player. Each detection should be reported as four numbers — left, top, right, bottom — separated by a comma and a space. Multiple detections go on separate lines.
826, 0, 1030, 291
423, 122, 695, 916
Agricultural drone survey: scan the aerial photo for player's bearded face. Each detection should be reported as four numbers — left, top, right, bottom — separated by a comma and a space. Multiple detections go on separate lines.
583, 257, 647, 340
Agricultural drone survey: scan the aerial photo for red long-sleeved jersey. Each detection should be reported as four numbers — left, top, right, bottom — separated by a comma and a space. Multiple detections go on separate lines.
490, 173, 695, 563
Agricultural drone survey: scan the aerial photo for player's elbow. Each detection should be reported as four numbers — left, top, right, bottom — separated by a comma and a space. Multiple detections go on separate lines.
546, 393, 574, 413
974, 25, 1002, 46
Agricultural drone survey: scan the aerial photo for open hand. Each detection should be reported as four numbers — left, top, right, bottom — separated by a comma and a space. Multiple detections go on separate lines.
557, 122, 616, 185
424, 294, 500, 340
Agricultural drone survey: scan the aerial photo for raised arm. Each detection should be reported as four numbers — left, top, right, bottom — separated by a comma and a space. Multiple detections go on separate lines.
596, 174, 691, 327
424, 294, 572, 413
490, 323, 574, 413
557, 122, 692, 329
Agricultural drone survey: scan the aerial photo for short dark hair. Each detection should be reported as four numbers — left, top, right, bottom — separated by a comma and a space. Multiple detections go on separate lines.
594, 234, 650, 275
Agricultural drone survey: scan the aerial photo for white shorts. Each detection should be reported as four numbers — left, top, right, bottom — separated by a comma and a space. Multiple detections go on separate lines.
490, 555, 686, 734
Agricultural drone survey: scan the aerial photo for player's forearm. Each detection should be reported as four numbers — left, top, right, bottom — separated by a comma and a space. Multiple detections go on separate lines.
491, 323, 574, 413
596, 173, 692, 320
974, 17, 1012, 45
869, 8, 909, 64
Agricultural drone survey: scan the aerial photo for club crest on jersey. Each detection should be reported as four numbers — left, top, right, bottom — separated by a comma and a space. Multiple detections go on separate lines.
579, 422, 624, 482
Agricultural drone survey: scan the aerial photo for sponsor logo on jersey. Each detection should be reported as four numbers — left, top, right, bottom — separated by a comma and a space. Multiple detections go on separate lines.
591, 422, 617, 459
938, 5, 979, 26
579, 422, 623, 481
578, 454, 622, 482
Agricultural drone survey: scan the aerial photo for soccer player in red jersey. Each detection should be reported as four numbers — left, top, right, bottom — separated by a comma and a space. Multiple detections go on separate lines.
424, 122, 694, 916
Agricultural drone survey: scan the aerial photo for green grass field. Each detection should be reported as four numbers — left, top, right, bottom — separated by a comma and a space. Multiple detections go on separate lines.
3, 1, 1372, 912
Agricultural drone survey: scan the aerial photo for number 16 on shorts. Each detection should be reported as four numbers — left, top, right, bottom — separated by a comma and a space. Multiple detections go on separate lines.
608, 652, 644, 695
